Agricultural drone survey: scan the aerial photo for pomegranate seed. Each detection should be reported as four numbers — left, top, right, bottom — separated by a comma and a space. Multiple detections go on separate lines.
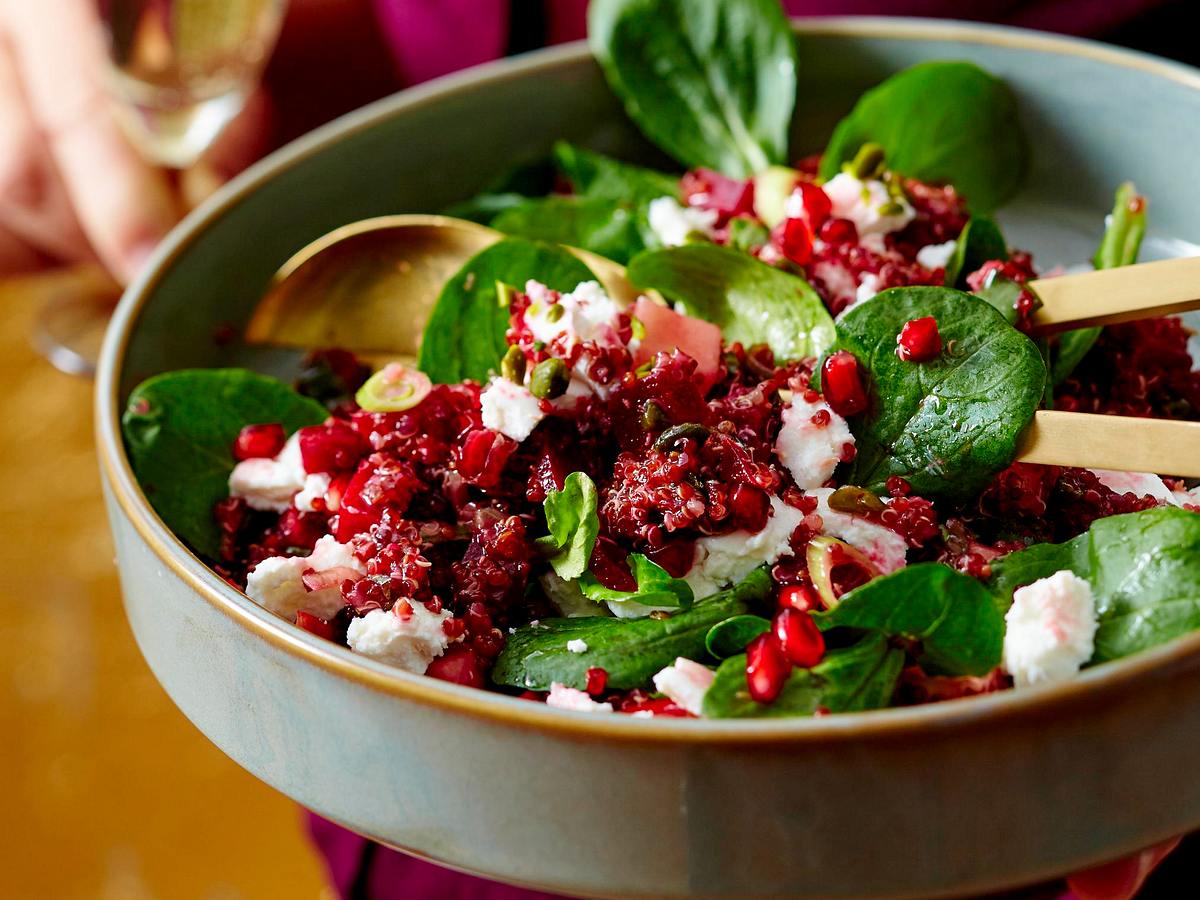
585, 667, 609, 695
295, 610, 335, 640
745, 633, 792, 704
778, 584, 821, 612
818, 217, 858, 244
426, 646, 485, 688
442, 617, 467, 639
298, 421, 368, 473
896, 316, 942, 362
821, 351, 868, 416
728, 484, 770, 532
773, 608, 826, 668
233, 423, 286, 460
795, 182, 832, 229
810, 408, 831, 427
886, 476, 912, 497
779, 217, 814, 266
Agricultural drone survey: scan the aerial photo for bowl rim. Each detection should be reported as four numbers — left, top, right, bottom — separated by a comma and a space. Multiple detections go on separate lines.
96, 16, 1200, 745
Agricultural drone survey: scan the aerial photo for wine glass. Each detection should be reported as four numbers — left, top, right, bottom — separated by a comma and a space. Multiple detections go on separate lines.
35, 0, 288, 376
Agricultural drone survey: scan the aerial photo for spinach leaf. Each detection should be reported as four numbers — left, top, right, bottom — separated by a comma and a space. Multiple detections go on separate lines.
989, 506, 1200, 663
817, 563, 1005, 676
702, 634, 903, 718
579, 553, 695, 609
122, 369, 327, 559
492, 195, 651, 265
705, 614, 770, 658
820, 62, 1028, 214
491, 568, 770, 691
972, 276, 1026, 327
536, 472, 600, 581
831, 286, 1046, 502
726, 217, 771, 252
442, 157, 558, 225
418, 237, 597, 384
588, 0, 797, 177
1052, 182, 1147, 385
552, 141, 679, 203
945, 216, 1007, 289
628, 243, 836, 361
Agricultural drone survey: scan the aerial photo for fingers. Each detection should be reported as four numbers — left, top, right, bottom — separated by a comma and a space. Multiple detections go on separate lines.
2, 0, 179, 283
1067, 837, 1181, 900
0, 33, 95, 272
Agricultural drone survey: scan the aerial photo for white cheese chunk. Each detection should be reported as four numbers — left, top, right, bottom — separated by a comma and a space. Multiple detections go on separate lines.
775, 396, 854, 490
245, 535, 365, 620
647, 196, 718, 247
546, 682, 614, 713
685, 496, 804, 599
809, 488, 908, 574
346, 602, 455, 674
652, 657, 714, 716
916, 240, 958, 270
566, 639, 589, 654
1003, 570, 1097, 688
822, 172, 916, 237
228, 432, 307, 512
294, 472, 332, 512
479, 376, 545, 442
1090, 469, 1174, 505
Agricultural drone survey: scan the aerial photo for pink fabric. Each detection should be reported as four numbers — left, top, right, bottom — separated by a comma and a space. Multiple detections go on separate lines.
370, 0, 1169, 90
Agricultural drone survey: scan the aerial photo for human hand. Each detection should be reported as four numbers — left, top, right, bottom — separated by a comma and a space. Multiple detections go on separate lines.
0, 0, 270, 284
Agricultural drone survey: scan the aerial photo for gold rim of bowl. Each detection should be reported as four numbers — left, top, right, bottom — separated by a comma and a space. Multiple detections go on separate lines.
95, 17, 1200, 744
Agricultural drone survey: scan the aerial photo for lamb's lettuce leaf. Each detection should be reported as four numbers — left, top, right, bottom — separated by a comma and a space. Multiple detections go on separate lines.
536, 472, 601, 581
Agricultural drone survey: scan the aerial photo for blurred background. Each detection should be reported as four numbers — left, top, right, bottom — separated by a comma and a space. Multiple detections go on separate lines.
0, 1, 1195, 898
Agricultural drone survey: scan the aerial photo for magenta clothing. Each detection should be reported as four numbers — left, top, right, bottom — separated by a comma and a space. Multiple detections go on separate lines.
370, 0, 1165, 87
317, 1, 1167, 897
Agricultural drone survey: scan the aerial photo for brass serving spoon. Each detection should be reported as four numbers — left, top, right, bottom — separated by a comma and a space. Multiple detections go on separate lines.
243, 215, 641, 358
244, 216, 1200, 476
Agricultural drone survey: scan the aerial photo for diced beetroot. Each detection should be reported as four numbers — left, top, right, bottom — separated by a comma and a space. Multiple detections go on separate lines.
295, 610, 336, 640
233, 423, 286, 461
298, 421, 368, 473
631, 296, 722, 392
680, 168, 755, 219
426, 645, 485, 688
795, 182, 832, 229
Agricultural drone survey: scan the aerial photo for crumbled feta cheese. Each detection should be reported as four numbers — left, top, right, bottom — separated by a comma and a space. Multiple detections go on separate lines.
1003, 570, 1097, 688
522, 280, 625, 350
775, 396, 854, 490
346, 603, 456, 674
685, 496, 805, 599
916, 240, 958, 270
811, 260, 858, 307
1173, 486, 1200, 507
1187, 331, 1200, 373
479, 376, 545, 442
245, 535, 365, 620
652, 657, 714, 716
294, 472, 332, 512
852, 273, 880, 310
228, 432, 307, 512
822, 172, 916, 237
1090, 469, 1175, 505
566, 639, 589, 654
546, 682, 614, 713
809, 488, 908, 574
647, 196, 718, 247
630, 709, 655, 719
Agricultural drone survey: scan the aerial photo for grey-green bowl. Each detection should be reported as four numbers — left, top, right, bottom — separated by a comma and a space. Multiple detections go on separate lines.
97, 18, 1200, 899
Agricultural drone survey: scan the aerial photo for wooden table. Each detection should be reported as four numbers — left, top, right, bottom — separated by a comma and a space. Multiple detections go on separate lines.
0, 269, 327, 899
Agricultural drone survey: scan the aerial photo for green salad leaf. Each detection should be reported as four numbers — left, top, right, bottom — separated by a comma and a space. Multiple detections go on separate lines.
944, 216, 1007, 289
831, 286, 1046, 502
817, 563, 1005, 676
579, 553, 695, 610
820, 62, 1028, 214
704, 614, 771, 658
536, 472, 600, 581
589, 0, 797, 177
552, 141, 680, 203
989, 506, 1200, 663
1052, 182, 1147, 385
702, 634, 903, 718
121, 369, 327, 559
492, 195, 651, 265
418, 237, 596, 384
628, 243, 836, 361
443, 157, 558, 224
492, 568, 770, 691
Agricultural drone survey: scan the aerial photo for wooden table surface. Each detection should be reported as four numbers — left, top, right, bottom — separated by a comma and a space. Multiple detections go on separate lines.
0, 269, 328, 899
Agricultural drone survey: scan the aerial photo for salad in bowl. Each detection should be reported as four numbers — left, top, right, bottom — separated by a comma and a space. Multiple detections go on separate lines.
121, 0, 1200, 723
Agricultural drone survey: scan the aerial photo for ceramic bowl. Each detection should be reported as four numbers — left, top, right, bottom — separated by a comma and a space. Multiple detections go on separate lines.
96, 19, 1200, 899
